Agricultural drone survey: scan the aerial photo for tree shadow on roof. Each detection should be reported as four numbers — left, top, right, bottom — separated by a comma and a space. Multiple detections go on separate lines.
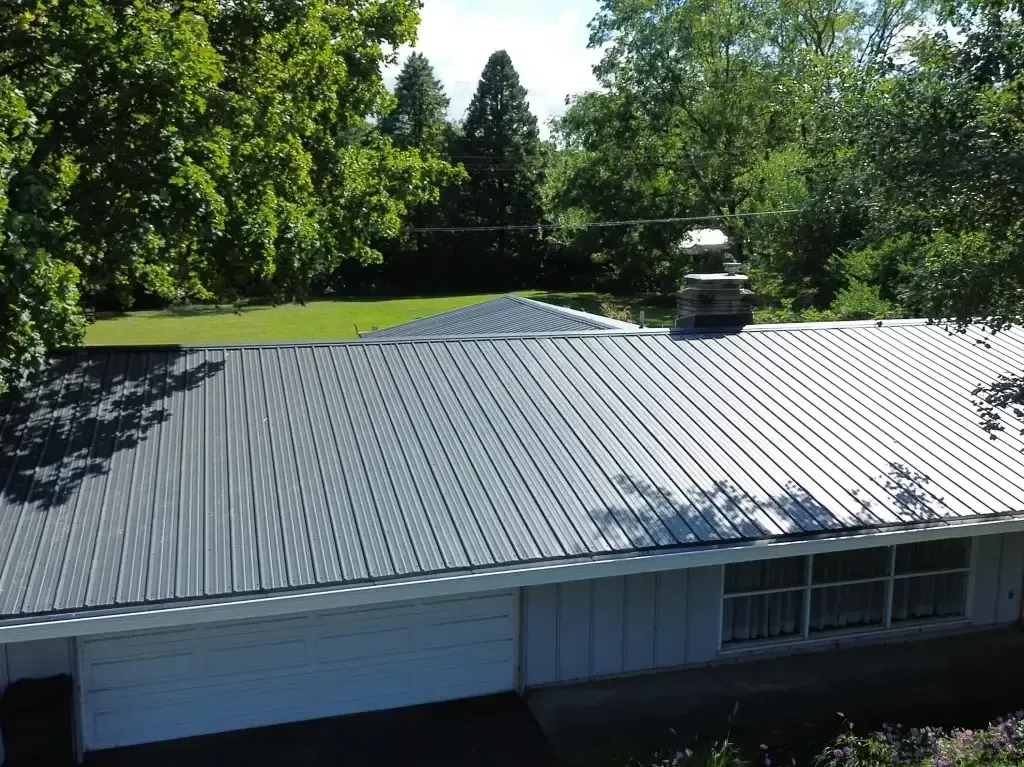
0, 349, 225, 510
588, 465, 954, 554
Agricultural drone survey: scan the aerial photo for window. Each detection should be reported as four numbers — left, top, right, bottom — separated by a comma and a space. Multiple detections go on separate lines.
722, 538, 972, 647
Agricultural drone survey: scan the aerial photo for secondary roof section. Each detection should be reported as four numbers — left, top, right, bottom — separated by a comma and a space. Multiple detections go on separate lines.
1, 322, 1023, 624
362, 294, 637, 337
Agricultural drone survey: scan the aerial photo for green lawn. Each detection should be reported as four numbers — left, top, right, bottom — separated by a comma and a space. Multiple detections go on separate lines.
85, 291, 678, 346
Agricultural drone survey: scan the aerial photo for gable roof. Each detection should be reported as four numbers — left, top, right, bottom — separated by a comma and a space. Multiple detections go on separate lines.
1, 321, 1024, 634
362, 294, 637, 337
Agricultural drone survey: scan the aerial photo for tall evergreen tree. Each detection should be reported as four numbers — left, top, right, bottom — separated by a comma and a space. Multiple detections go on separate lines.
459, 50, 545, 289
380, 53, 450, 155
377, 53, 462, 292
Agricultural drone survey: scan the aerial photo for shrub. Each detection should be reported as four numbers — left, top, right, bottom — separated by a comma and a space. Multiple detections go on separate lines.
814, 712, 1024, 767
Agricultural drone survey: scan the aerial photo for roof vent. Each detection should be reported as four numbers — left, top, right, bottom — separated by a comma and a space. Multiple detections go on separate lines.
675, 230, 754, 329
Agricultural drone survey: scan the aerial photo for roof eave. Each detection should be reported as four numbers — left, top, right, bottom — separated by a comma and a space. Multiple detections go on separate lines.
3, 512, 1020, 643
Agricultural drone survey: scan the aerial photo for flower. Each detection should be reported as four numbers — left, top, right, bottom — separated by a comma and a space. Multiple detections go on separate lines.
761, 745, 769, 751
833, 749, 843, 757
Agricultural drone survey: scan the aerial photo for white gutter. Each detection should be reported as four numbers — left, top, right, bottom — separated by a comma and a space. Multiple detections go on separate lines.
2, 514, 1022, 643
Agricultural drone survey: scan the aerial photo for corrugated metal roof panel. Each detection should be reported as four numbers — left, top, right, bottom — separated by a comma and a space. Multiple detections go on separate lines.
1, 322, 1023, 621
363, 295, 636, 338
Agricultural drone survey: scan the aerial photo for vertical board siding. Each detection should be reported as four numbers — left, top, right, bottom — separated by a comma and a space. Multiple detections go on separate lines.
972, 535, 1003, 624
623, 573, 657, 673
591, 577, 626, 677
996, 532, 1024, 623
525, 568, 717, 686
655, 570, 689, 667
523, 585, 558, 685
972, 533, 1024, 626
557, 581, 592, 681
684, 566, 723, 664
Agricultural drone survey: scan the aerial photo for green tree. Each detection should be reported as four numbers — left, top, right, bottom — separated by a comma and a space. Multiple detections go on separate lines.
380, 53, 450, 154
458, 50, 546, 289
0, 0, 456, 393
375, 53, 464, 293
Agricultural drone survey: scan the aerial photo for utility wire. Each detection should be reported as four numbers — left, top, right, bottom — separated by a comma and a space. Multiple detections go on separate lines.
405, 208, 801, 234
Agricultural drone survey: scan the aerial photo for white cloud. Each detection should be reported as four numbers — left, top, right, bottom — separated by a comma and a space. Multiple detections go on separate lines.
384, 0, 603, 137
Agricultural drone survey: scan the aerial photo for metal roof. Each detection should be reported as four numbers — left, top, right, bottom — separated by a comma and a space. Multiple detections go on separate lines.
362, 294, 636, 337
1, 321, 1024, 623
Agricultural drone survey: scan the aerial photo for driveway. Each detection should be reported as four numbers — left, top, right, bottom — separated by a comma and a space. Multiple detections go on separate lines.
86, 693, 558, 767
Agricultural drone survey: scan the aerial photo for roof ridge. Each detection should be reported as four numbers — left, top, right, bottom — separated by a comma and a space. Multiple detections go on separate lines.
73, 319, 937, 353
509, 294, 637, 329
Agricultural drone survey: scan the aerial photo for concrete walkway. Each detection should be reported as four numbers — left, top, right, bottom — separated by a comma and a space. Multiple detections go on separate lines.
527, 627, 1024, 765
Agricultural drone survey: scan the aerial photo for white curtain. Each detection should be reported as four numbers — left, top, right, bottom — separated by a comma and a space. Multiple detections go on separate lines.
891, 572, 967, 622
722, 591, 803, 643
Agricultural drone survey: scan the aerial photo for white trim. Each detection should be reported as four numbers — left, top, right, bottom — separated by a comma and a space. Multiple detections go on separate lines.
72, 638, 86, 765
2, 517, 1023, 643
717, 616, 974, 659
514, 587, 525, 695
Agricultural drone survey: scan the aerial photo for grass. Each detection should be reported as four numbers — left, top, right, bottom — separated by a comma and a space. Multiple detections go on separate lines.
84, 291, 678, 346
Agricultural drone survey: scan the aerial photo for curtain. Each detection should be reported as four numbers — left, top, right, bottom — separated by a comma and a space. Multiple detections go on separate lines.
722, 591, 803, 643
891, 572, 967, 622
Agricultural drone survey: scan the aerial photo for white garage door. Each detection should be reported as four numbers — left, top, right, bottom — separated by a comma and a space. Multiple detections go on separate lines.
78, 592, 517, 751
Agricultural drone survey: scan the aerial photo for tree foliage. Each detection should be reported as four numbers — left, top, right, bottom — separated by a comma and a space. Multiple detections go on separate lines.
457, 50, 547, 290
0, 0, 456, 394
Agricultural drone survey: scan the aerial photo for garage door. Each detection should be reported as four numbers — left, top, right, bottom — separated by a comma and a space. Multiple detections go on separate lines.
78, 592, 517, 751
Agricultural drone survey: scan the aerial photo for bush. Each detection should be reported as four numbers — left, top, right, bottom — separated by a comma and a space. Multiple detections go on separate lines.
815, 713, 1024, 767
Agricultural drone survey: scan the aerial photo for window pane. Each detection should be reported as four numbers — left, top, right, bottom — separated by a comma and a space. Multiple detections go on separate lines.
722, 591, 804, 644
809, 581, 886, 633
891, 572, 968, 622
813, 547, 890, 583
895, 539, 971, 575
724, 557, 805, 595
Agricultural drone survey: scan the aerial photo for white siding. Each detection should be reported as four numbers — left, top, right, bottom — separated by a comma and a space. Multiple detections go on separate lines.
522, 566, 722, 686
973, 532, 1024, 625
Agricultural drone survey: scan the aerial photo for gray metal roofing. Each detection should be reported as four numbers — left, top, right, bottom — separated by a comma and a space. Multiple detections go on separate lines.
363, 294, 635, 337
2, 321, 1024, 622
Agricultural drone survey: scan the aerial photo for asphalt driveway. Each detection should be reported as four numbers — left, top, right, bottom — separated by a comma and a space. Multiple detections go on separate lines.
85, 693, 558, 767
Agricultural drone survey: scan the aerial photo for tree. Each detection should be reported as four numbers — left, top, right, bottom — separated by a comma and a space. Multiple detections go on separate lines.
458, 50, 546, 290
380, 53, 450, 154
0, 0, 456, 393
374, 53, 464, 293
549, 0, 928, 297
838, 0, 1024, 430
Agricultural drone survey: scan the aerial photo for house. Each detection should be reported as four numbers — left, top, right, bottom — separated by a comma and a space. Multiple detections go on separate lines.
1, 269, 1023, 763
360, 293, 638, 337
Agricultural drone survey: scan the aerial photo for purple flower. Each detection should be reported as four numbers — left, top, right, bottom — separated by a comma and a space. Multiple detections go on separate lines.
833, 749, 843, 758
761, 744, 769, 751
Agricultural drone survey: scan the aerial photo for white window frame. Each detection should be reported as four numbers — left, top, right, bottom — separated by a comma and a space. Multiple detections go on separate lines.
717, 537, 976, 652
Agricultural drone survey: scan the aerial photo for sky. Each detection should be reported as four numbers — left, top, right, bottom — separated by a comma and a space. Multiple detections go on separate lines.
384, 0, 604, 136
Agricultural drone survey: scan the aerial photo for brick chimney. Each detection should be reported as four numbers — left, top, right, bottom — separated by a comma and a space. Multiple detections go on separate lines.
676, 255, 755, 329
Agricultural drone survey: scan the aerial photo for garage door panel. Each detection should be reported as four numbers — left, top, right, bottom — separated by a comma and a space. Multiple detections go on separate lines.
317, 626, 412, 659
86, 650, 197, 690
206, 636, 310, 674
80, 593, 517, 751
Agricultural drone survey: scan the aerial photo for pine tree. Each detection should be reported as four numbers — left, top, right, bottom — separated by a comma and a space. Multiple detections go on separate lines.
380, 53, 449, 155
459, 50, 546, 289
379, 54, 453, 291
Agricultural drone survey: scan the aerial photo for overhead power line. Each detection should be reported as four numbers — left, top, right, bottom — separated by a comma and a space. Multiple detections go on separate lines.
404, 208, 802, 234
